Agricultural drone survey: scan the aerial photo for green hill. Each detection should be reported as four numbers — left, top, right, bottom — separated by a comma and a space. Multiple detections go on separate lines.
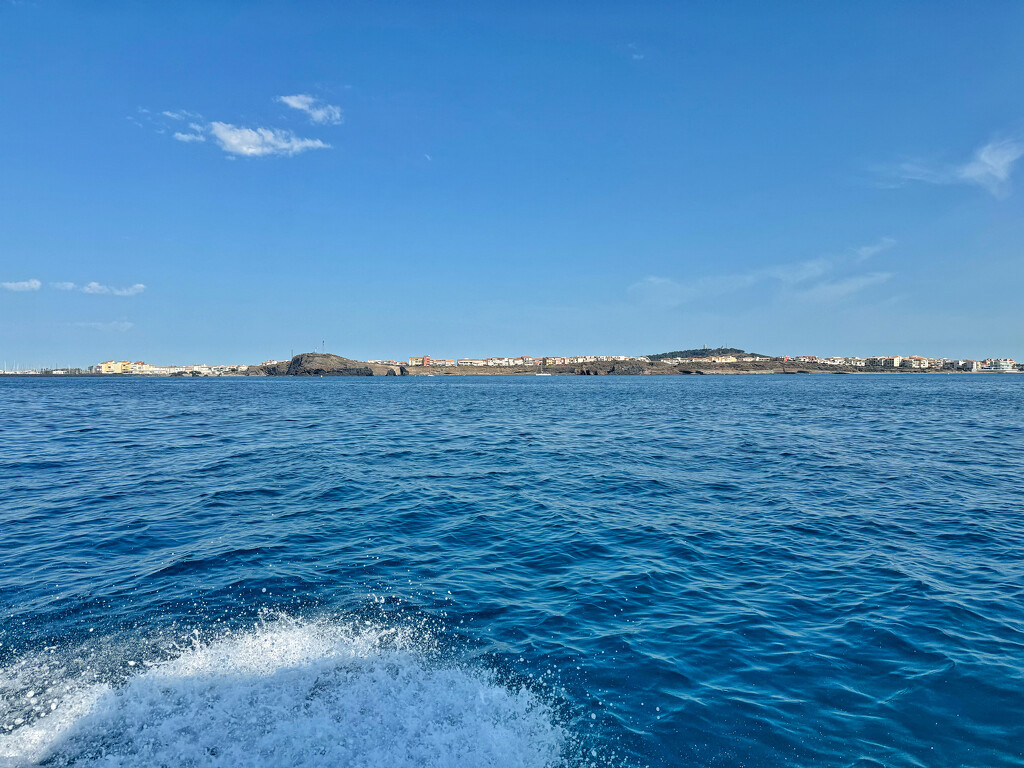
647, 347, 769, 360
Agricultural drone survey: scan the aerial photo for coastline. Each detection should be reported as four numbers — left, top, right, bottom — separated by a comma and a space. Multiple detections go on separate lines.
396, 361, 1011, 376
9, 352, 1020, 379
5, 368, 1017, 378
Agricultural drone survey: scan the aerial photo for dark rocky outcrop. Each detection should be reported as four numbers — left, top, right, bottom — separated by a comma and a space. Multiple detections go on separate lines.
608, 362, 647, 375
286, 353, 373, 376
571, 362, 651, 375
245, 353, 403, 377
244, 361, 290, 376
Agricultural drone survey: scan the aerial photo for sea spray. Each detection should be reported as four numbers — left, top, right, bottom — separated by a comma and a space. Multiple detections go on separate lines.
0, 616, 567, 767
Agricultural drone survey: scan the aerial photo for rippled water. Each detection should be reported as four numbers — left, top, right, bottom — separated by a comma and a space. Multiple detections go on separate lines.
1, 375, 1022, 767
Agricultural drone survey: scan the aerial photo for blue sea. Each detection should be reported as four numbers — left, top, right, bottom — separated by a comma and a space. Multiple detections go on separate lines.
1, 375, 1022, 767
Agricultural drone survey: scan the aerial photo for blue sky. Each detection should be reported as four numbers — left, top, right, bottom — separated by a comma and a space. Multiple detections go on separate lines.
2, 1, 1022, 368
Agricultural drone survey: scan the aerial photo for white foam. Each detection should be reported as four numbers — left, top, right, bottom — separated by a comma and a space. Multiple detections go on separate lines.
0, 618, 565, 767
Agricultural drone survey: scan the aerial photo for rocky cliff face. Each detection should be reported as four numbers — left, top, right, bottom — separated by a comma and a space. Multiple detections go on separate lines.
286, 353, 374, 376
571, 361, 652, 375
244, 361, 290, 376
245, 353, 403, 376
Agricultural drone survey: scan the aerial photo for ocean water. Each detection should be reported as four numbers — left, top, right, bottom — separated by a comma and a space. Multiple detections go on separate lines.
1, 375, 1022, 767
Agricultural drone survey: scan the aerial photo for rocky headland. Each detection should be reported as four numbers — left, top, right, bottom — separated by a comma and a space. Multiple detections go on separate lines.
244, 353, 404, 377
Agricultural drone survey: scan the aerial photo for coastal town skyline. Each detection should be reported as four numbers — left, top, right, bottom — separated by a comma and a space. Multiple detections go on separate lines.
3, 348, 1020, 376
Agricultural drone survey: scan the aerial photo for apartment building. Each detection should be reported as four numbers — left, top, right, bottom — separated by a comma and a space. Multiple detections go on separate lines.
866, 356, 902, 367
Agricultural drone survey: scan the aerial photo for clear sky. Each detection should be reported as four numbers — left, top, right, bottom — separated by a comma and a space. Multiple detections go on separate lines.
2, 1, 1023, 368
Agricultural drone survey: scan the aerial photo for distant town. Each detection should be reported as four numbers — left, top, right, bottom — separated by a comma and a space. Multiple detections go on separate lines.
1, 350, 1021, 376
383, 354, 1021, 372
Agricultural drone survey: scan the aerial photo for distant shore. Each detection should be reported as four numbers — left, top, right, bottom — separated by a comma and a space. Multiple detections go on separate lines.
6, 351, 1019, 378
5, 366, 1017, 378
400, 363, 1008, 376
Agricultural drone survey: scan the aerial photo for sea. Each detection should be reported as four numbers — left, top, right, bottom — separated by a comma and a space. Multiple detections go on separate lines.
1, 374, 1022, 767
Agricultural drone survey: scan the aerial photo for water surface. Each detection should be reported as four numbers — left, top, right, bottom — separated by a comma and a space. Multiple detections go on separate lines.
1, 375, 1022, 766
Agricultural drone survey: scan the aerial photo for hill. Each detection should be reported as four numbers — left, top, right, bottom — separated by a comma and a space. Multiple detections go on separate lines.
244, 353, 401, 376
647, 347, 769, 360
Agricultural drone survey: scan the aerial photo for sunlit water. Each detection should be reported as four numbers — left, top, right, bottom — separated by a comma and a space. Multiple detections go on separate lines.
1, 375, 1022, 767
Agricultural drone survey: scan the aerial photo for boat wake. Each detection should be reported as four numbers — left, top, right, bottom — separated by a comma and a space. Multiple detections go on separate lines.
0, 617, 566, 767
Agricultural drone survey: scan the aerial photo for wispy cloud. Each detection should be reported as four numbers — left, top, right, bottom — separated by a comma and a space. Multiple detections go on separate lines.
3, 279, 144, 295
143, 98, 336, 158
2, 279, 41, 291
627, 277, 693, 307
82, 282, 146, 296
852, 237, 896, 260
170, 120, 326, 155
886, 139, 1022, 198
278, 94, 343, 125
628, 238, 896, 308
795, 272, 892, 302
162, 110, 201, 121
957, 140, 1022, 196
68, 321, 134, 332
208, 122, 329, 157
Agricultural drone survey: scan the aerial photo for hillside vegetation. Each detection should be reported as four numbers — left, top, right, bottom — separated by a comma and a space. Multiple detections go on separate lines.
647, 347, 770, 360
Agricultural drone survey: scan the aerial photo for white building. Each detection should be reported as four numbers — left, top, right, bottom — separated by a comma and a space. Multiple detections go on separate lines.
980, 358, 1017, 372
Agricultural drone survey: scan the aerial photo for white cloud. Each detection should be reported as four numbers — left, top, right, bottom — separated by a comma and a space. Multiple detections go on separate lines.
628, 239, 897, 308
2, 279, 41, 291
889, 139, 1022, 198
150, 101, 334, 158
956, 140, 1023, 197
50, 281, 77, 290
83, 282, 146, 296
209, 122, 329, 157
278, 94, 343, 125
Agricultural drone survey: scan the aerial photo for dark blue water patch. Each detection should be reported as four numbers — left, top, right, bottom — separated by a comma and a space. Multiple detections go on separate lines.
0, 375, 1023, 767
